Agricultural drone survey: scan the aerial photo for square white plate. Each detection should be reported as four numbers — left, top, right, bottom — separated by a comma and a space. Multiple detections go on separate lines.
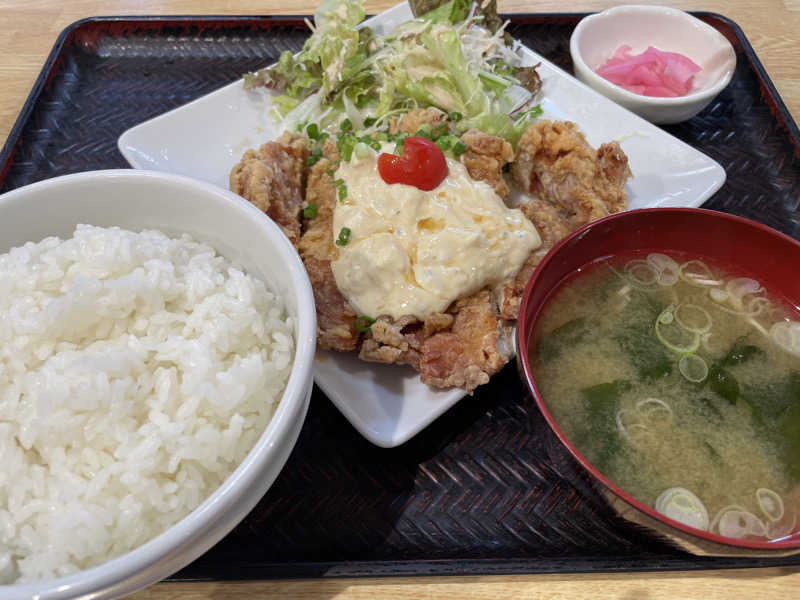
119, 2, 726, 448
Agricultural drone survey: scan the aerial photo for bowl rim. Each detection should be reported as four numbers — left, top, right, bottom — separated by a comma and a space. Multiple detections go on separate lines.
517, 206, 800, 551
569, 4, 736, 107
0, 169, 317, 596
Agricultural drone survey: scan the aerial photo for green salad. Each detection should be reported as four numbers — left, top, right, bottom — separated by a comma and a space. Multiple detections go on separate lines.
243, 0, 543, 145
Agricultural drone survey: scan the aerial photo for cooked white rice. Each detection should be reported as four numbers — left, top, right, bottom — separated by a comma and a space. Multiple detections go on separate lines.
0, 225, 294, 584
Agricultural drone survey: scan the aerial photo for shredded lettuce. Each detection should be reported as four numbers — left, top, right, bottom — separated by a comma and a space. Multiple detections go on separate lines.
415, 0, 472, 24
244, 0, 542, 146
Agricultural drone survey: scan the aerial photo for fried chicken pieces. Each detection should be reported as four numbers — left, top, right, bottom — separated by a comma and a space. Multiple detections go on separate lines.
230, 131, 309, 244
511, 120, 631, 241
229, 114, 631, 392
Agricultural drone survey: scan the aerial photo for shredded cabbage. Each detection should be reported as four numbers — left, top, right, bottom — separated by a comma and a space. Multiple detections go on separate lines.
243, 0, 542, 145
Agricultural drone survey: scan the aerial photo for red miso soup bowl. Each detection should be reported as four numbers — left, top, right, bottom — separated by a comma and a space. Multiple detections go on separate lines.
517, 207, 800, 557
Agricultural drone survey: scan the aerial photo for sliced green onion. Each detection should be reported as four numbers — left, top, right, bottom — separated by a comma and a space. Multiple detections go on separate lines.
710, 504, 748, 534
766, 511, 797, 540
363, 117, 377, 128
337, 132, 357, 162
433, 122, 449, 138
756, 488, 785, 522
435, 134, 457, 153
615, 409, 654, 448
648, 251, 681, 285
306, 122, 319, 140
306, 149, 322, 166
658, 270, 679, 286
655, 488, 709, 531
615, 408, 637, 437
353, 141, 372, 160
711, 295, 768, 317
770, 321, 800, 357
452, 140, 467, 155
636, 397, 674, 424
678, 354, 708, 383
302, 202, 318, 219
674, 303, 712, 334
415, 123, 432, 139
449, 111, 463, 122
353, 315, 376, 333
340, 118, 353, 132
726, 277, 762, 311
624, 259, 658, 287
656, 307, 700, 354
336, 227, 351, 246
710, 288, 728, 303
679, 260, 723, 287
647, 253, 679, 273
713, 508, 766, 539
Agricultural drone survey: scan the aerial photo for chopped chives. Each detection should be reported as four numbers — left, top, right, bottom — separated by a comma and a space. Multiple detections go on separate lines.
302, 202, 318, 219
336, 227, 351, 246
353, 315, 376, 333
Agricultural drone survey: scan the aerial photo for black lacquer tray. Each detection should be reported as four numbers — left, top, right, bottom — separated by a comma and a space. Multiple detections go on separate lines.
2, 12, 800, 580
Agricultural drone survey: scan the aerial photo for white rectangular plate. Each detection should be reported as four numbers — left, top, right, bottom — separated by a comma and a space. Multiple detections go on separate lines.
119, 2, 726, 447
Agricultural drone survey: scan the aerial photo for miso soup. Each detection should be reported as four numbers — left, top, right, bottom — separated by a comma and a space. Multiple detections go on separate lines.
530, 252, 800, 540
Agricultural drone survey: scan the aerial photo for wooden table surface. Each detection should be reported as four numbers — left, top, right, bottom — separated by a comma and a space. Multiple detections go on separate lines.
2, 0, 799, 598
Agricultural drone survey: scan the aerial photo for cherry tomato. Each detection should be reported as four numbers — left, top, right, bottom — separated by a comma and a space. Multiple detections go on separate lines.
377, 136, 448, 191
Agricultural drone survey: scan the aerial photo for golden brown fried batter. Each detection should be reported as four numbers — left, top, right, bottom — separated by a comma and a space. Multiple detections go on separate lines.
359, 316, 422, 369
389, 107, 447, 135
520, 199, 576, 249
496, 121, 631, 319
597, 142, 632, 214
419, 290, 513, 393
229, 131, 309, 244
497, 199, 572, 319
298, 156, 361, 352
511, 120, 631, 229
459, 129, 514, 199
495, 199, 577, 318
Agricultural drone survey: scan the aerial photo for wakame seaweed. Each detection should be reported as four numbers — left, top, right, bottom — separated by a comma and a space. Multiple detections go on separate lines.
536, 317, 588, 362
707, 365, 740, 405
779, 403, 800, 482
720, 337, 765, 367
614, 320, 673, 381
705, 338, 765, 406
576, 380, 632, 473
741, 371, 800, 482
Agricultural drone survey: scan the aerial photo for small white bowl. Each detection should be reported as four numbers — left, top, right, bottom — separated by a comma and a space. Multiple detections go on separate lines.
0, 170, 317, 599
570, 5, 736, 124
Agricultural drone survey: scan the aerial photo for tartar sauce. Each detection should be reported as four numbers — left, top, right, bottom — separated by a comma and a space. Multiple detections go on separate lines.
330, 146, 541, 320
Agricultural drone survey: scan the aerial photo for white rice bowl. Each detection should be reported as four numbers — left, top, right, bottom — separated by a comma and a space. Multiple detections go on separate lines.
0, 224, 294, 584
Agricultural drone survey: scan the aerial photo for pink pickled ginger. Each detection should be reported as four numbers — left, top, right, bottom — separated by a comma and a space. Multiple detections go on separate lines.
596, 45, 701, 97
